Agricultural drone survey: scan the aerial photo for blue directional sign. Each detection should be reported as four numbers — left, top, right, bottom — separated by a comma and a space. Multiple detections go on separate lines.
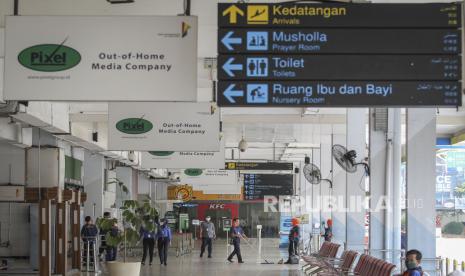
245, 57, 268, 77
218, 81, 462, 107
247, 84, 268, 103
218, 29, 461, 54
218, 2, 462, 107
222, 57, 243, 77
219, 55, 461, 81
246, 31, 268, 51
221, 31, 242, 51
223, 84, 244, 103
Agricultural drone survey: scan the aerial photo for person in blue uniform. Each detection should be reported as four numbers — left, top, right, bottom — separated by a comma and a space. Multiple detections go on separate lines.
81, 216, 99, 265
227, 218, 248, 263
140, 218, 156, 266
156, 218, 172, 266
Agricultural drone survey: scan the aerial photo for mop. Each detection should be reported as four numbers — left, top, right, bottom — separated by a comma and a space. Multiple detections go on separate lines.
237, 234, 274, 264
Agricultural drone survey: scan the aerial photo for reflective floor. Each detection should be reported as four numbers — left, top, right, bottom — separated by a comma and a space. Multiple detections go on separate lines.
96, 240, 301, 276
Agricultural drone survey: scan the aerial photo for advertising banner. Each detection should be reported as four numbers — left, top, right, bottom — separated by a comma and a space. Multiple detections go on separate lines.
180, 169, 240, 194
108, 102, 220, 151
141, 140, 225, 169
4, 16, 197, 101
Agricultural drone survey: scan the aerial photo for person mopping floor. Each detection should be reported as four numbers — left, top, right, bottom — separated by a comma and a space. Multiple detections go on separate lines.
284, 217, 300, 264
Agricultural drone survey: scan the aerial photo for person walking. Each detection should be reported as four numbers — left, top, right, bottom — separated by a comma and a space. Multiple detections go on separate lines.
227, 218, 248, 263
140, 217, 156, 266
200, 216, 216, 258
156, 218, 172, 266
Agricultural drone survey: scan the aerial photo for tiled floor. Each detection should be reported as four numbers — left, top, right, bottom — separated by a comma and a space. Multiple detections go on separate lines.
97, 241, 301, 276
0, 240, 303, 275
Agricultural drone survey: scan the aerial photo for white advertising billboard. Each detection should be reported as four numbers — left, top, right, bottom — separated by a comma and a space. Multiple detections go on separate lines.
180, 169, 240, 194
108, 102, 220, 151
4, 16, 197, 101
141, 140, 225, 169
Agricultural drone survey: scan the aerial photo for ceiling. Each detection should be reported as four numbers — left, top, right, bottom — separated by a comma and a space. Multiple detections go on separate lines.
2, 0, 465, 161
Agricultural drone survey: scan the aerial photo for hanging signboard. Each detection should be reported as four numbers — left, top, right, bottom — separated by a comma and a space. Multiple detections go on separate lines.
108, 102, 220, 151
218, 55, 461, 81
4, 16, 197, 101
219, 29, 461, 55
218, 81, 461, 107
141, 140, 225, 169
218, 3, 460, 28
243, 174, 293, 200
225, 161, 293, 171
217, 2, 462, 107
180, 169, 240, 194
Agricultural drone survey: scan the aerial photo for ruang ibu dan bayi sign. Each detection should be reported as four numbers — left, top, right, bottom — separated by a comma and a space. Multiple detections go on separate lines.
108, 102, 220, 151
4, 16, 198, 101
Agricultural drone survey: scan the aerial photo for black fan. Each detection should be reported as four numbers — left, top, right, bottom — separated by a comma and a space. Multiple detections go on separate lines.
332, 144, 370, 176
303, 157, 333, 188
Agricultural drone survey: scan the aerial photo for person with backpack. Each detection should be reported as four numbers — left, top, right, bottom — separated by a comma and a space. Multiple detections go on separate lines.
402, 249, 425, 276
285, 217, 300, 264
156, 218, 172, 266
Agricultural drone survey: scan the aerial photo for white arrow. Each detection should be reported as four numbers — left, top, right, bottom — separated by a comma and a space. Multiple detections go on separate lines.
221, 31, 242, 51
224, 84, 244, 103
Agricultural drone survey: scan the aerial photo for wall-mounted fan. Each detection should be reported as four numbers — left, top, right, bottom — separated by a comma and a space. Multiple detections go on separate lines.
332, 144, 370, 176
303, 157, 333, 188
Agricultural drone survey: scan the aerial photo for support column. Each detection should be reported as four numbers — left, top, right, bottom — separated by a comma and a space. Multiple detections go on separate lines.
332, 132, 347, 246
39, 200, 51, 276
369, 108, 388, 252
406, 109, 436, 267
346, 108, 367, 252
55, 202, 68, 275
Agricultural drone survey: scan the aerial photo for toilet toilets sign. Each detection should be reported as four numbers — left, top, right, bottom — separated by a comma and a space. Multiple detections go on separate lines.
108, 102, 220, 151
4, 16, 197, 101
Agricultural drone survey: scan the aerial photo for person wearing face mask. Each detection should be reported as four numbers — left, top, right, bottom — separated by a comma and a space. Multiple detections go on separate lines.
200, 216, 216, 258
402, 249, 425, 276
156, 218, 172, 266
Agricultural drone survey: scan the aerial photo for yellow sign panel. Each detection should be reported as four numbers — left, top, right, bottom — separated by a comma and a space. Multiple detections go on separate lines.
247, 5, 269, 25
222, 5, 244, 24
227, 162, 236, 169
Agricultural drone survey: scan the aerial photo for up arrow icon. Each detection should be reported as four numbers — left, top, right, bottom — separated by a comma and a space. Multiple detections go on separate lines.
222, 5, 244, 24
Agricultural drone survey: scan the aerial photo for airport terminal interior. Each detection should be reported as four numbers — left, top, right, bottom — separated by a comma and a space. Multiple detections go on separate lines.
1, 0, 465, 275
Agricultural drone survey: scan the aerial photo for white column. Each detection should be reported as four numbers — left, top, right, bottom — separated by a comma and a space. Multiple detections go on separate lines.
406, 109, 436, 267
346, 108, 367, 252
369, 108, 387, 253
83, 151, 104, 218
332, 132, 347, 246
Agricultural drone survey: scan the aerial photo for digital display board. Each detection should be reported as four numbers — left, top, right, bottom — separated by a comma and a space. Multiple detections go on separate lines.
243, 174, 293, 200
217, 2, 462, 107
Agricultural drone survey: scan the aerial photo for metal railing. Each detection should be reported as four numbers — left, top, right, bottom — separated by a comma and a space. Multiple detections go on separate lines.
443, 257, 465, 275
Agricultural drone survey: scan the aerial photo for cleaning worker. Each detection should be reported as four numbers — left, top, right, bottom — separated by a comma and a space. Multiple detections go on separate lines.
323, 219, 333, 242
285, 217, 300, 264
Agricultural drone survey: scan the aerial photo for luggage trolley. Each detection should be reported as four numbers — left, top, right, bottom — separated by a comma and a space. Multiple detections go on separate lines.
81, 236, 100, 272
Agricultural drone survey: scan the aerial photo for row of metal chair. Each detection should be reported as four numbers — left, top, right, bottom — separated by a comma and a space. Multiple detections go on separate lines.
302, 242, 397, 276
